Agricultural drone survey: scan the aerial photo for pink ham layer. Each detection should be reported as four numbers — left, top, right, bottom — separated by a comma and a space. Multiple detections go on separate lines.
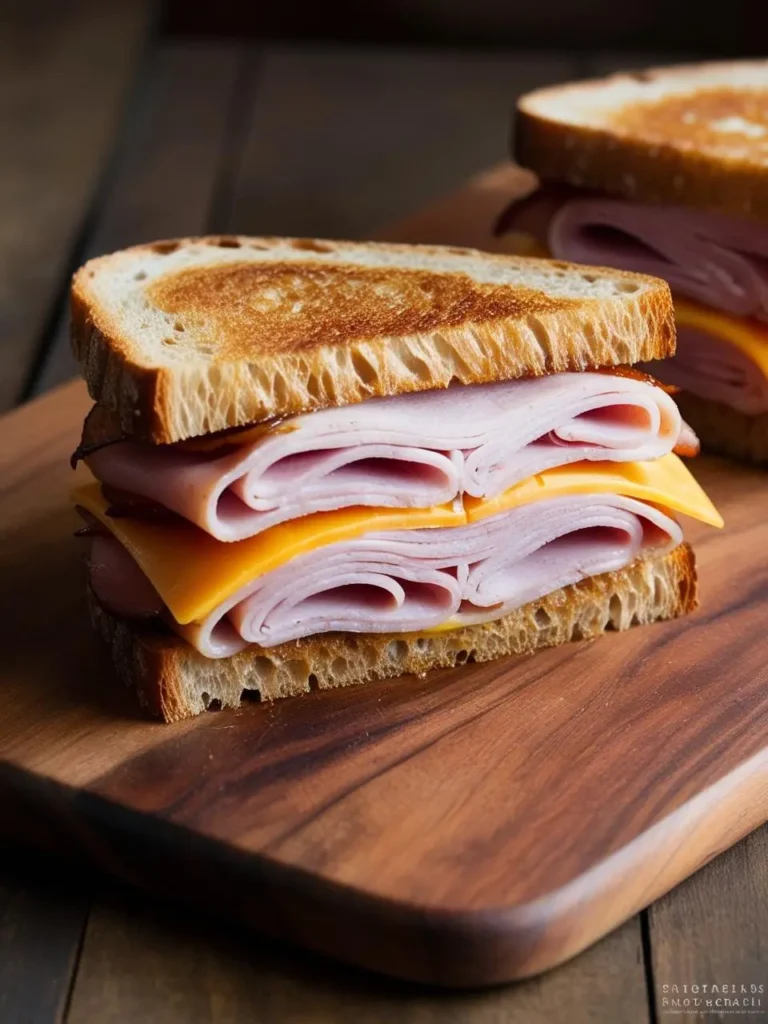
86, 495, 682, 656
498, 192, 768, 414
549, 199, 768, 322
86, 373, 685, 542
647, 326, 768, 416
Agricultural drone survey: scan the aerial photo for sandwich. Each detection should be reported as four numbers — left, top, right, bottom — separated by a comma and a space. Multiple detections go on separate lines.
69, 237, 721, 721
497, 60, 768, 464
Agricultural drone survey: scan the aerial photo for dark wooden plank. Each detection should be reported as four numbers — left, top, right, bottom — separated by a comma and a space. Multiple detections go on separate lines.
225, 47, 578, 239
648, 822, 768, 1021
34, 40, 246, 397
0, 853, 88, 1024
67, 898, 647, 1023
0, 0, 152, 411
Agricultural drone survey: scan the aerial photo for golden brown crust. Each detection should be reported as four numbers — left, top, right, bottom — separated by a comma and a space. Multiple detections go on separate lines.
147, 260, 575, 360
515, 61, 768, 221
87, 544, 697, 723
675, 393, 768, 465
70, 237, 675, 444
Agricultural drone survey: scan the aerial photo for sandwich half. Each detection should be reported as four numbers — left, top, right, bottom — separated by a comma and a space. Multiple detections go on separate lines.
498, 60, 768, 464
70, 237, 721, 721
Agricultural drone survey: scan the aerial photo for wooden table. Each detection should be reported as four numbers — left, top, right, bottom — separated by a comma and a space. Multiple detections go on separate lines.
1, 3, 765, 1020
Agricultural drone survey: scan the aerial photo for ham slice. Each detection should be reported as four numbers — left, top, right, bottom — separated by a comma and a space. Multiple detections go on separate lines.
549, 198, 768, 322
497, 190, 768, 413
85, 496, 681, 655
86, 373, 686, 541
646, 325, 768, 415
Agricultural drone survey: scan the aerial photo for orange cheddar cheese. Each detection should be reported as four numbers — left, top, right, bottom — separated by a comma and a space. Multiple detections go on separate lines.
74, 453, 721, 626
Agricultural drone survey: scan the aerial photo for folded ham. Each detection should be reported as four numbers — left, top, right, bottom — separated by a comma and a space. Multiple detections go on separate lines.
497, 190, 768, 414
647, 325, 768, 415
86, 372, 687, 541
86, 495, 681, 655
549, 198, 768, 322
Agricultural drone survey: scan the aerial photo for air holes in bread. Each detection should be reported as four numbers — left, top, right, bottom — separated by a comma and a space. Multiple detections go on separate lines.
162, 337, 177, 347
291, 239, 333, 253
213, 237, 241, 248
305, 373, 323, 401
617, 282, 641, 294
387, 640, 408, 661
134, 271, 147, 281
283, 659, 310, 686
251, 656, 276, 684
174, 321, 185, 333
151, 241, 179, 255
351, 350, 377, 385
535, 608, 551, 628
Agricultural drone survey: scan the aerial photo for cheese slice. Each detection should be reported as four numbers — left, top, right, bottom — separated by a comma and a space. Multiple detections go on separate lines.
499, 231, 551, 258
75, 486, 464, 626
674, 297, 768, 378
466, 455, 723, 528
74, 453, 721, 627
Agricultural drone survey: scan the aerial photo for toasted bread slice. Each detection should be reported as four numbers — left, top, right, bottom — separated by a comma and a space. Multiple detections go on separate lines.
676, 393, 768, 465
87, 544, 696, 723
71, 237, 674, 444
515, 60, 768, 221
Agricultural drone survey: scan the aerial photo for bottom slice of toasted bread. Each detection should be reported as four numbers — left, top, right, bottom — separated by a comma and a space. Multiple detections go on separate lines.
676, 393, 768, 466
88, 545, 697, 723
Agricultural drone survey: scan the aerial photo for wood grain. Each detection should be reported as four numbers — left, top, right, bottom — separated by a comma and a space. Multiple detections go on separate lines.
35, 41, 245, 397
0, 851, 88, 1024
1, 377, 767, 987
648, 823, 768, 1022
0, 0, 152, 411
68, 900, 648, 1024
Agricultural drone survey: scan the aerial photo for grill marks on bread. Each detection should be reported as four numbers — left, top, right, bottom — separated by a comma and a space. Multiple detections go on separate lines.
147, 261, 570, 360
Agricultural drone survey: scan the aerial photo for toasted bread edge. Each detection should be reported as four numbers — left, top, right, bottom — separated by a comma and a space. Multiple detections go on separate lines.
71, 241, 675, 444
87, 544, 697, 722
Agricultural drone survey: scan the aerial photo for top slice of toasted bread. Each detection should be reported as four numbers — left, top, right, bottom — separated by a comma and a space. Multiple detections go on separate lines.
515, 60, 768, 221
71, 236, 673, 444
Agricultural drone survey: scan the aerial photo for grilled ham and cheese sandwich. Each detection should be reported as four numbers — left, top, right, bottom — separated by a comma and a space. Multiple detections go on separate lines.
497, 60, 768, 464
70, 237, 721, 721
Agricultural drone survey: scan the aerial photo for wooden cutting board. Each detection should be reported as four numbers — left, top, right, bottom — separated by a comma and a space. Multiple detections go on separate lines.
2, 168, 768, 988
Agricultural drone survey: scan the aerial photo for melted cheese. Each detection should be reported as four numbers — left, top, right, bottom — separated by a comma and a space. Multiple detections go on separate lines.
466, 455, 723, 528
73, 453, 721, 626
74, 487, 464, 625
674, 297, 768, 378
499, 232, 551, 258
